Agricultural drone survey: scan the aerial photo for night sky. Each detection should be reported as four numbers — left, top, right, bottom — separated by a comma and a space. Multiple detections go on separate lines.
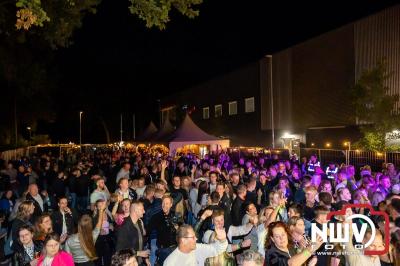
37, 0, 400, 142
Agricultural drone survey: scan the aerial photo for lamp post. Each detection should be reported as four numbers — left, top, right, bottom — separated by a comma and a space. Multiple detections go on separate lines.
27, 127, 31, 145
266, 55, 275, 148
79, 111, 83, 147
344, 141, 351, 165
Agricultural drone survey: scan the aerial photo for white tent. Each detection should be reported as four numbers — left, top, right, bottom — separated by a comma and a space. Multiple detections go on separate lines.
168, 114, 230, 155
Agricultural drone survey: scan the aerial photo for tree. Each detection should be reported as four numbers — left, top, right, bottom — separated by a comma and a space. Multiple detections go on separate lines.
350, 60, 400, 151
6, 0, 203, 48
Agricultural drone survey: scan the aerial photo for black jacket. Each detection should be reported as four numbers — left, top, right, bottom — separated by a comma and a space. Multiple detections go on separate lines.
219, 193, 232, 228
25, 193, 48, 221
265, 244, 295, 266
51, 209, 77, 236
13, 241, 42, 266
147, 211, 179, 248
231, 196, 245, 226
116, 217, 146, 252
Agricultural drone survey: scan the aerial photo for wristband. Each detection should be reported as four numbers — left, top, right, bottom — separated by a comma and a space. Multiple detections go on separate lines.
303, 249, 311, 256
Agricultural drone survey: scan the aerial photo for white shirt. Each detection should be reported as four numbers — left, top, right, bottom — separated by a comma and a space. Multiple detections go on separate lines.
32, 194, 44, 211
257, 223, 267, 257
164, 240, 228, 266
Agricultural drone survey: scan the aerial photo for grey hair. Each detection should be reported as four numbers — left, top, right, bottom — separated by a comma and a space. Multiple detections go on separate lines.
242, 250, 263, 266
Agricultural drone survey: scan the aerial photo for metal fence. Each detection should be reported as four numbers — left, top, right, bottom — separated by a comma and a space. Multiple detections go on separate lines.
299, 148, 400, 172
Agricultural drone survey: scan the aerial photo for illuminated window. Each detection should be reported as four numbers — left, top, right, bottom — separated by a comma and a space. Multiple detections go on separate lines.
245, 97, 255, 113
203, 107, 209, 119
228, 101, 237, 115
215, 104, 222, 118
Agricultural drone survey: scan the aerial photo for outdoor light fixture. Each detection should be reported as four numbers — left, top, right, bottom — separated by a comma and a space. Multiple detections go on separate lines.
325, 143, 331, 148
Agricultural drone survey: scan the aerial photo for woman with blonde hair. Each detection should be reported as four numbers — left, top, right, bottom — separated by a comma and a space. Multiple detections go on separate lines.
11, 200, 35, 243
65, 201, 106, 266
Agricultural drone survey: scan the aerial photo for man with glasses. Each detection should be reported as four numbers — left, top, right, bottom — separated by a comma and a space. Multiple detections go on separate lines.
163, 224, 228, 266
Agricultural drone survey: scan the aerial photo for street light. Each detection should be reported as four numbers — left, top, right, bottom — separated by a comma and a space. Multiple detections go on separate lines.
79, 111, 83, 147
344, 141, 351, 151
27, 127, 31, 144
266, 54, 274, 148
325, 142, 331, 148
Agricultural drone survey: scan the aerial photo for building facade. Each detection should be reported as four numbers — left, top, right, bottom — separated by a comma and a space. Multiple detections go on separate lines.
161, 5, 400, 149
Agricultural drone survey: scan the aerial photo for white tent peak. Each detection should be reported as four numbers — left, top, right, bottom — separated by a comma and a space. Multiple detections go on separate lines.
169, 114, 221, 142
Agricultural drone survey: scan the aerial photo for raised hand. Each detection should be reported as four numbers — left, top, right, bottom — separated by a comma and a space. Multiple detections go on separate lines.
201, 209, 213, 220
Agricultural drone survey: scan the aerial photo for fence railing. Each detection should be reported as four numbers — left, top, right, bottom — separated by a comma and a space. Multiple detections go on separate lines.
299, 148, 396, 172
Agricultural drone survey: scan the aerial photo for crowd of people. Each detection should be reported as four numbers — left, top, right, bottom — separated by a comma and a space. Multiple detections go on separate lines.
0, 148, 399, 266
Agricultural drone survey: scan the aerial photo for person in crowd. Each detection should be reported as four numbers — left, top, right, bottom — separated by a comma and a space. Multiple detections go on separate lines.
13, 225, 42, 266
163, 224, 228, 266
343, 208, 385, 266
147, 195, 182, 265
242, 250, 264, 266
303, 186, 317, 222
116, 163, 131, 184
34, 213, 53, 243
93, 199, 114, 266
51, 171, 67, 200
287, 216, 309, 254
0, 190, 15, 218
25, 184, 48, 221
65, 202, 106, 266
115, 177, 137, 201
74, 168, 91, 214
90, 177, 110, 211
37, 232, 74, 266
116, 201, 150, 266
231, 184, 247, 226
11, 201, 35, 244
306, 155, 320, 175
112, 198, 131, 227
135, 177, 146, 199
111, 248, 138, 266
265, 221, 322, 266
337, 187, 352, 203
51, 197, 77, 238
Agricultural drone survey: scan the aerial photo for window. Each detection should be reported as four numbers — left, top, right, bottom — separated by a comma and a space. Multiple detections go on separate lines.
228, 101, 237, 115
215, 104, 222, 118
203, 107, 210, 119
245, 97, 255, 113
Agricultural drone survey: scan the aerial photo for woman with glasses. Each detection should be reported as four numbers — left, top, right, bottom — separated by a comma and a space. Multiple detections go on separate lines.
37, 232, 74, 266
265, 221, 322, 266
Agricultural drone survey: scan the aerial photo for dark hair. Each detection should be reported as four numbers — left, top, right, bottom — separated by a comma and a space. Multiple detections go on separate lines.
197, 181, 208, 205
318, 192, 333, 206
111, 248, 136, 266
210, 191, 220, 204
18, 224, 35, 235
314, 205, 330, 215
288, 203, 303, 215
44, 232, 60, 246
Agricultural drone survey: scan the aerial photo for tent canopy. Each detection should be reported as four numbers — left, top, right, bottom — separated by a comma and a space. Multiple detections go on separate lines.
137, 121, 158, 141
153, 118, 175, 141
168, 114, 230, 154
